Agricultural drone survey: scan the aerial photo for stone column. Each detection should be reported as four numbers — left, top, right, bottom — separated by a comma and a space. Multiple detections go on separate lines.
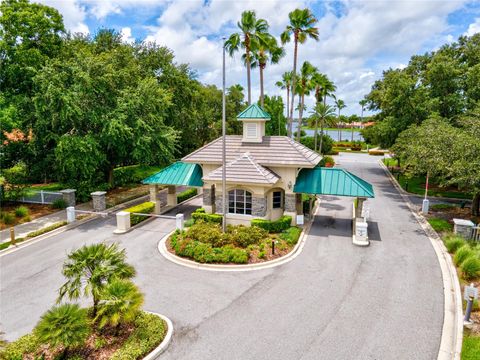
149, 185, 158, 203
284, 193, 298, 225
252, 196, 267, 217
60, 189, 76, 207
215, 194, 223, 214
453, 218, 475, 239
167, 185, 177, 207
203, 186, 215, 214
91, 191, 107, 211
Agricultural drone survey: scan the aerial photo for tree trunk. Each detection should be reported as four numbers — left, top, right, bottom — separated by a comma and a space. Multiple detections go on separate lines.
260, 64, 265, 107
319, 119, 324, 154
297, 93, 304, 142
473, 192, 480, 216
108, 166, 114, 187
338, 109, 341, 142
289, 33, 299, 138
314, 116, 319, 152
285, 88, 290, 136
246, 38, 251, 105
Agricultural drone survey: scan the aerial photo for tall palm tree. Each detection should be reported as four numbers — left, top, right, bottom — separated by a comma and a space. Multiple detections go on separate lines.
295, 61, 317, 141
58, 243, 135, 316
276, 71, 293, 129
334, 98, 346, 141
95, 279, 144, 330
252, 34, 285, 107
34, 304, 89, 358
311, 72, 336, 151
225, 10, 269, 105
359, 99, 368, 142
281, 8, 319, 137
310, 103, 336, 154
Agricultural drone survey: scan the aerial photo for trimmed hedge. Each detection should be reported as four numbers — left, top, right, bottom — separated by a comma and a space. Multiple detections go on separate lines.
251, 215, 292, 233
125, 202, 155, 226
177, 188, 197, 203
191, 208, 223, 224
280, 227, 302, 246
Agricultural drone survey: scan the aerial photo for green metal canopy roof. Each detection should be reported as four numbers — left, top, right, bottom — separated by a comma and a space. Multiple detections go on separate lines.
293, 167, 374, 198
142, 162, 203, 186
237, 104, 271, 120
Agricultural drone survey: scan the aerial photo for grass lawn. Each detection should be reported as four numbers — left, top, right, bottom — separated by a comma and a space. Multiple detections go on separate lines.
463, 334, 480, 360
427, 217, 453, 232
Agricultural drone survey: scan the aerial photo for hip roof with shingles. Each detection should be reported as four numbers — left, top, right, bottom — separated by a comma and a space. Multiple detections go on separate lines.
182, 136, 321, 168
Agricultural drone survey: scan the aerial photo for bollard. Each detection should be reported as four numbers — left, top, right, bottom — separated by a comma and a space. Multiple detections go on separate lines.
114, 211, 131, 234
464, 297, 474, 323
176, 214, 184, 231
66, 206, 76, 224
10, 227, 15, 246
271, 239, 275, 255
421, 199, 429, 214
464, 283, 478, 324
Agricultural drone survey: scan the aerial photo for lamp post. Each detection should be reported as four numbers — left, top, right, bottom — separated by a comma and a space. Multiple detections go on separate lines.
222, 37, 227, 233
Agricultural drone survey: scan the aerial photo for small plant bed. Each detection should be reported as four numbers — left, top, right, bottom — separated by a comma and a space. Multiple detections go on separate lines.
106, 185, 152, 208
0, 221, 68, 251
426, 203, 480, 227
0, 203, 61, 230
167, 217, 301, 265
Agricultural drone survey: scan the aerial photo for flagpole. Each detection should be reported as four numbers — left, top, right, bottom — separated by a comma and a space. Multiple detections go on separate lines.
222, 37, 227, 233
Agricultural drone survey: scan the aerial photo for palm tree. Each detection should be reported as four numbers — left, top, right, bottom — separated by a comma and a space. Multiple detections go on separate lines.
225, 10, 269, 105
310, 103, 336, 154
58, 243, 135, 316
34, 304, 89, 357
252, 34, 284, 107
281, 8, 319, 137
295, 61, 317, 142
334, 98, 346, 141
95, 279, 144, 330
311, 72, 336, 151
275, 71, 293, 130
358, 99, 368, 142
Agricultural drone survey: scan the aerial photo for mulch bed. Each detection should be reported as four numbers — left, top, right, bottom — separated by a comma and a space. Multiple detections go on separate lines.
106, 185, 152, 207
427, 205, 480, 225
0, 203, 58, 230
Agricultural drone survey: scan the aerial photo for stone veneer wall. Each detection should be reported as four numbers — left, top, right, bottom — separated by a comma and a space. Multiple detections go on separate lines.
285, 193, 296, 212
203, 188, 212, 206
252, 197, 267, 217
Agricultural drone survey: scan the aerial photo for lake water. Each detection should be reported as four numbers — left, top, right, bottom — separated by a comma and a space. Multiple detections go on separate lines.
292, 122, 364, 142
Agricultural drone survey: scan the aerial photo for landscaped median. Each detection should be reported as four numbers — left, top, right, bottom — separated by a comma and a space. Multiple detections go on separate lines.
0, 221, 68, 251
166, 209, 301, 265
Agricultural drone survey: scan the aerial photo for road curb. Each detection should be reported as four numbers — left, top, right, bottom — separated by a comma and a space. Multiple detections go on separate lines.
156, 200, 319, 272
143, 312, 173, 360
379, 160, 463, 360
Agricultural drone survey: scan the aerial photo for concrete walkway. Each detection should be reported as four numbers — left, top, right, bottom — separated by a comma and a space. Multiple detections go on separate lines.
0, 154, 444, 359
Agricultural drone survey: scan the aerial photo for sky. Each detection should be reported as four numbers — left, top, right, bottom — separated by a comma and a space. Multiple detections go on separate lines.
37, 0, 480, 116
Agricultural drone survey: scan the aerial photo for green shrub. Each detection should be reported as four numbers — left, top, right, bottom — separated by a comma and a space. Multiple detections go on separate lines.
186, 222, 228, 247
51, 198, 67, 209
191, 208, 223, 224
430, 203, 457, 211
0, 242, 11, 250
319, 156, 335, 167
280, 227, 302, 246
111, 312, 167, 360
368, 150, 386, 156
125, 202, 155, 226
113, 165, 163, 187
172, 237, 249, 264
14, 206, 29, 218
228, 225, 267, 247
251, 216, 292, 233
177, 188, 198, 203
445, 236, 465, 253
460, 255, 480, 280
2, 212, 15, 225
258, 251, 266, 259
184, 218, 195, 227
454, 245, 475, 266
300, 135, 333, 154
0, 333, 39, 360
26, 221, 67, 238
428, 218, 453, 232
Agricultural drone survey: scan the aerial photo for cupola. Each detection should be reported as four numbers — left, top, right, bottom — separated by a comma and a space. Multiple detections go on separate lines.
236, 104, 271, 143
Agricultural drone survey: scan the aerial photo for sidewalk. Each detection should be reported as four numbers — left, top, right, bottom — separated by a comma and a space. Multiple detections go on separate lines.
0, 186, 190, 244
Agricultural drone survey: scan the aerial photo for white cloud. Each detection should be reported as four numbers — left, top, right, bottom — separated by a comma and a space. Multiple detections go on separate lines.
465, 17, 480, 36
120, 27, 135, 43
39, 0, 89, 34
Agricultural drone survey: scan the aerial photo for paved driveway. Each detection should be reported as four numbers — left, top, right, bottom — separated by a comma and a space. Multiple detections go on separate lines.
0, 154, 443, 359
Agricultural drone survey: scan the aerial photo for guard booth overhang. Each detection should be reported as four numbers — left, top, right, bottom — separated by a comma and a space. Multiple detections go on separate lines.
142, 162, 203, 187
293, 167, 374, 198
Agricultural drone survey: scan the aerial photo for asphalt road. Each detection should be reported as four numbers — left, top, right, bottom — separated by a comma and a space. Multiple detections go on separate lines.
0, 153, 444, 359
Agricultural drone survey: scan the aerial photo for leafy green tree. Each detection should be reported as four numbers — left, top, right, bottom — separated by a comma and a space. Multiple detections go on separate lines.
34, 304, 89, 357
281, 8, 319, 137
262, 95, 287, 136
252, 34, 284, 106
226, 85, 246, 135
275, 72, 293, 124
58, 243, 135, 315
95, 279, 144, 329
2, 162, 29, 201
309, 103, 336, 154
295, 61, 317, 141
334, 98, 346, 141
311, 72, 336, 151
225, 10, 269, 105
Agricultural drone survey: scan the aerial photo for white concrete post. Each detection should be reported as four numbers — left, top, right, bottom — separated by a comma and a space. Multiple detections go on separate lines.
41, 190, 45, 204
66, 206, 76, 223
176, 213, 184, 231
114, 211, 131, 234
353, 220, 369, 247
421, 199, 430, 214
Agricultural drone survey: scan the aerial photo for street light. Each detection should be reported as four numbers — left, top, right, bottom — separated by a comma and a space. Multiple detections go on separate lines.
222, 37, 227, 233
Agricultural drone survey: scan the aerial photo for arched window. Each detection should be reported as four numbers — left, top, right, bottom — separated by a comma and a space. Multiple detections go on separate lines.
228, 189, 252, 215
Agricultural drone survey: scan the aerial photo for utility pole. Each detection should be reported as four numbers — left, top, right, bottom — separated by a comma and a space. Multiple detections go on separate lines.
222, 37, 227, 233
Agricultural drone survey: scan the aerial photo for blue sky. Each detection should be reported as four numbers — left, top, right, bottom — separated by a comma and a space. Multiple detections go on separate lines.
39, 0, 480, 115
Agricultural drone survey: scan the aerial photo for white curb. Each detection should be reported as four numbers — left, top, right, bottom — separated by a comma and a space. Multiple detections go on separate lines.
379, 160, 463, 360
157, 201, 319, 272
143, 312, 173, 360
